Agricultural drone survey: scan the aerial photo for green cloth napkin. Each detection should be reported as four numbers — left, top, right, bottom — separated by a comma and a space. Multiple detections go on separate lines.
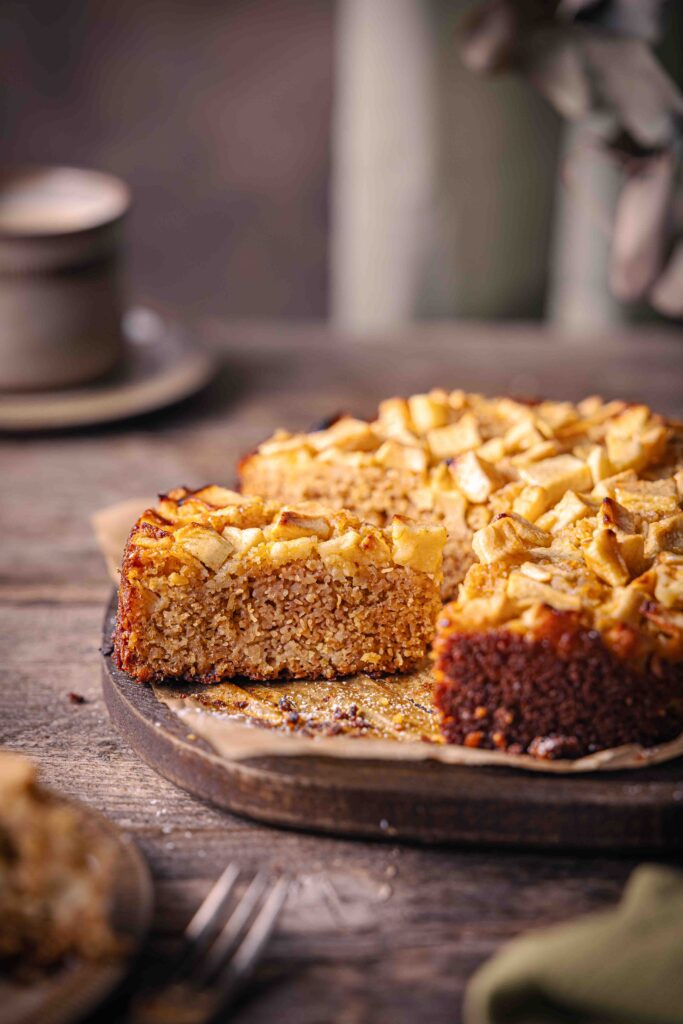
465, 866, 683, 1024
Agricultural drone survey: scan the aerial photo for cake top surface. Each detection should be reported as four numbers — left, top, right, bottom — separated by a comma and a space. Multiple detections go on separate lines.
247, 390, 682, 661
248, 390, 672, 470
245, 390, 681, 526
126, 486, 447, 581
438, 435, 683, 664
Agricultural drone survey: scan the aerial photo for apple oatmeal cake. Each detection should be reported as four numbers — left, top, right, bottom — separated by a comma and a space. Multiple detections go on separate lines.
241, 393, 683, 757
0, 751, 119, 969
114, 486, 446, 682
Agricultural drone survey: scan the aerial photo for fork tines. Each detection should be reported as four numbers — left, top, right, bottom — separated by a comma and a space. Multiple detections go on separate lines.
132, 865, 289, 1024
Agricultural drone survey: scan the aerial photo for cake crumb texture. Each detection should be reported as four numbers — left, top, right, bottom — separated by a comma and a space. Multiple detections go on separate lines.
115, 487, 445, 682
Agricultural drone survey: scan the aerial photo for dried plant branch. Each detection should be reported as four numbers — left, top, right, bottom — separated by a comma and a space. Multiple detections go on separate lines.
459, 0, 683, 316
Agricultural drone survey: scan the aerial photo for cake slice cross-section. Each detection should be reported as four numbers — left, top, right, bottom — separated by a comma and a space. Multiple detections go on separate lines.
114, 486, 446, 682
433, 466, 683, 758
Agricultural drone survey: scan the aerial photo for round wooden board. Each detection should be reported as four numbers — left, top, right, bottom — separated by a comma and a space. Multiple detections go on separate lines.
101, 597, 683, 851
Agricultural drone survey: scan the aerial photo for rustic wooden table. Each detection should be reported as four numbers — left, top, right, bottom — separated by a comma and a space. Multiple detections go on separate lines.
2, 320, 682, 1024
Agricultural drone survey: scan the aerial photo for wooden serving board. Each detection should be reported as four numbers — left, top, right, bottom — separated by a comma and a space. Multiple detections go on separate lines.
101, 596, 683, 851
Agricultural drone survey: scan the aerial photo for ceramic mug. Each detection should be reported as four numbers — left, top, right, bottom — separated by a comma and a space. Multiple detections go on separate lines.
0, 166, 131, 391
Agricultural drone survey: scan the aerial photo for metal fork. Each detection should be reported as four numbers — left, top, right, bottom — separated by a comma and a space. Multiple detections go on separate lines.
131, 865, 290, 1024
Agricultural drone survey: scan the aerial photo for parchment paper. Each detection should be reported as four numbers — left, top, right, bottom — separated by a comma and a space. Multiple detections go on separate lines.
94, 498, 683, 774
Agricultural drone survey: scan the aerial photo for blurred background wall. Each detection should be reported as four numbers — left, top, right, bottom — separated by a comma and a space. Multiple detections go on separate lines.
331, 0, 563, 331
2, 0, 681, 330
1, 0, 334, 318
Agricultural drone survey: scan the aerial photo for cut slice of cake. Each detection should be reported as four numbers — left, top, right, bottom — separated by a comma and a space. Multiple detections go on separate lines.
0, 751, 119, 968
239, 391, 678, 600
433, 462, 683, 758
114, 486, 446, 682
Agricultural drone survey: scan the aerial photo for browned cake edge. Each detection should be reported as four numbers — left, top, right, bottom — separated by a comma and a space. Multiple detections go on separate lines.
433, 608, 683, 759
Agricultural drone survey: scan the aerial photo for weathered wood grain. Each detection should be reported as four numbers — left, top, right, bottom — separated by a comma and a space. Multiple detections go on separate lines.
1, 322, 682, 1023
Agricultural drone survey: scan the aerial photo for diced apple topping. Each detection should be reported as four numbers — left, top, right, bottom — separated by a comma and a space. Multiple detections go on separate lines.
618, 534, 647, 577
269, 509, 333, 541
377, 397, 413, 436
244, 390, 682, 660
268, 537, 318, 565
654, 562, 683, 608
467, 505, 491, 532
448, 389, 467, 410
318, 531, 364, 567
535, 401, 579, 433
591, 469, 637, 500
375, 439, 429, 473
316, 448, 375, 467
536, 490, 593, 534
309, 417, 379, 452
174, 524, 234, 571
599, 496, 638, 535
614, 477, 679, 518
578, 396, 627, 422
600, 584, 647, 624
608, 404, 651, 436
192, 485, 243, 508
502, 418, 545, 453
476, 437, 507, 463
449, 590, 512, 630
358, 532, 393, 564
431, 488, 468, 528
518, 561, 553, 582
507, 571, 581, 611
407, 392, 451, 433
604, 407, 668, 472
510, 440, 562, 466
411, 486, 436, 512
221, 526, 264, 553
390, 516, 447, 576
606, 427, 668, 474
134, 487, 449, 583
519, 454, 592, 505
427, 413, 482, 459
512, 485, 548, 523
645, 513, 683, 559
258, 432, 313, 458
586, 445, 614, 485
582, 528, 630, 586
451, 451, 504, 504
472, 513, 551, 564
